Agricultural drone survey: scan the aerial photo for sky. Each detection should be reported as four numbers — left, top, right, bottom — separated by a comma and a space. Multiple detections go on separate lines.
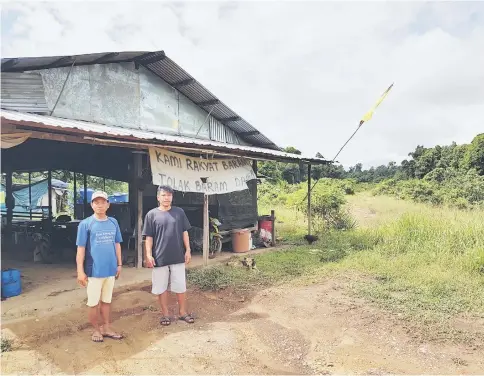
2, 1, 483, 168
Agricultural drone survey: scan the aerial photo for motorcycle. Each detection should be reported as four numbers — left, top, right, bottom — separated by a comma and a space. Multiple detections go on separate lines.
31, 215, 79, 264
187, 216, 223, 258
208, 217, 223, 259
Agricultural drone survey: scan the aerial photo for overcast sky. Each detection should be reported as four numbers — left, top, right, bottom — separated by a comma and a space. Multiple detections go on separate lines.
2, 1, 483, 168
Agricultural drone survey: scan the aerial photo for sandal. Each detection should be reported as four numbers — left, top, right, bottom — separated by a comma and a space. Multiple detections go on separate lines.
92, 331, 104, 342
160, 316, 171, 326
102, 332, 124, 340
179, 314, 195, 324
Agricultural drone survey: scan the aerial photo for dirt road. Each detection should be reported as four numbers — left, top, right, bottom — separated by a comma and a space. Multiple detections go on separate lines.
2, 277, 483, 375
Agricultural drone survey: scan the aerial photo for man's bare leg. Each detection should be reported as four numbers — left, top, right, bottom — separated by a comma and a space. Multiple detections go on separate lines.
88, 305, 103, 342
100, 302, 123, 339
177, 292, 187, 316
101, 302, 123, 339
157, 291, 171, 325
177, 293, 194, 323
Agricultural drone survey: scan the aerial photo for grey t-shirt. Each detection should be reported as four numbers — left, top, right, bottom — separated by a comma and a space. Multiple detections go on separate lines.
142, 206, 191, 267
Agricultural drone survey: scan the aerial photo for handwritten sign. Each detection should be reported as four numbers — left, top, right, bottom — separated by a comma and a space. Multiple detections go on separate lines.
149, 148, 257, 195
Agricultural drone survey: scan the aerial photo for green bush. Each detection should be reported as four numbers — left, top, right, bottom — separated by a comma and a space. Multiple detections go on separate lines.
373, 169, 484, 209
1, 338, 13, 353
258, 180, 357, 232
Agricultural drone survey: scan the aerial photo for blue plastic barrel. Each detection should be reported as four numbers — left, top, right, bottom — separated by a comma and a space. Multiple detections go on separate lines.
120, 194, 128, 202
108, 193, 128, 203
1, 269, 22, 298
77, 188, 94, 204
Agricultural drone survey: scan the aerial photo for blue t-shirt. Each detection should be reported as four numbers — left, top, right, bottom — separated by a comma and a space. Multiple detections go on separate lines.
76, 216, 123, 278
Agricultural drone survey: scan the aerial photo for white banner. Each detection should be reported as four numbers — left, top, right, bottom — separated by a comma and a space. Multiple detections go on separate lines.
149, 147, 257, 195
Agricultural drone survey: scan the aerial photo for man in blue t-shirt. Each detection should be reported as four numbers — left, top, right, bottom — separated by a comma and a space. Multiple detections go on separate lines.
76, 191, 124, 343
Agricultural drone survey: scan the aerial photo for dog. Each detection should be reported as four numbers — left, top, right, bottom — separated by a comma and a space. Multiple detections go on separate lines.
241, 257, 258, 270
226, 257, 259, 271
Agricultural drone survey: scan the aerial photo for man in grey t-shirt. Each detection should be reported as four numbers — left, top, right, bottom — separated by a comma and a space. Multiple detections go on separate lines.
143, 185, 195, 326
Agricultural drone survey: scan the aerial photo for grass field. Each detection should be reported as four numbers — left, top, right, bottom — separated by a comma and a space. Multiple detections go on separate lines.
188, 192, 484, 337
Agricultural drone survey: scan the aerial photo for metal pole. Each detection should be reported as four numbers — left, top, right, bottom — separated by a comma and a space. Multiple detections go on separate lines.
301, 122, 363, 204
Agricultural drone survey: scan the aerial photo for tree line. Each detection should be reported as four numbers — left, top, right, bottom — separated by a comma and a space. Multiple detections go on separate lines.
258, 134, 484, 183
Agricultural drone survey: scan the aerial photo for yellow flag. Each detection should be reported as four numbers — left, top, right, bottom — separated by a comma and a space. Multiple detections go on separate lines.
360, 83, 394, 125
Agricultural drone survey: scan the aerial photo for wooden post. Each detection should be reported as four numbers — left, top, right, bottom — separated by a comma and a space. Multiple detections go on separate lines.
270, 209, 276, 247
252, 160, 258, 176
5, 171, 13, 246
73, 173, 77, 219
307, 164, 312, 235
83, 173, 88, 218
48, 170, 53, 220
252, 160, 258, 223
134, 152, 143, 268
28, 172, 32, 220
202, 193, 209, 266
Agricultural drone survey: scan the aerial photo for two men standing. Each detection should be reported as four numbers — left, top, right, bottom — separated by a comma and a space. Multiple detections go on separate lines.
76, 186, 194, 342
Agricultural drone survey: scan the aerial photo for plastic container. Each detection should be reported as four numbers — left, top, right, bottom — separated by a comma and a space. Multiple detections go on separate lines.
231, 229, 251, 253
77, 188, 94, 204
116, 194, 127, 203
110, 193, 129, 203
258, 215, 273, 234
1, 269, 22, 298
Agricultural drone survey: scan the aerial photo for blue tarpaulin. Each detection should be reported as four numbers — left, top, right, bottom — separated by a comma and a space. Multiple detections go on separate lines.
0, 179, 67, 213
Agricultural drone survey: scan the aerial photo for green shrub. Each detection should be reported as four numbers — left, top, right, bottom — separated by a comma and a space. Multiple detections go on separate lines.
258, 179, 357, 231
287, 183, 356, 231
1, 338, 13, 353
373, 169, 484, 209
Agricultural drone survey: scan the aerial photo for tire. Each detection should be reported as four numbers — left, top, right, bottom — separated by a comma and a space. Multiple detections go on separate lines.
210, 236, 222, 254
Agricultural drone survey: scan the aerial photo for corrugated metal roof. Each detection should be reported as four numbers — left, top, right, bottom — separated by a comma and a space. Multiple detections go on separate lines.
1, 109, 328, 165
1, 50, 280, 150
1, 72, 49, 113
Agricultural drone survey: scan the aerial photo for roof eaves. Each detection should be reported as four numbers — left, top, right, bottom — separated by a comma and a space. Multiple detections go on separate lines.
0, 109, 329, 165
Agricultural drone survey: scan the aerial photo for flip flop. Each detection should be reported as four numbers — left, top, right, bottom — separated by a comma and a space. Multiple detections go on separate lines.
160, 316, 171, 326
102, 333, 124, 340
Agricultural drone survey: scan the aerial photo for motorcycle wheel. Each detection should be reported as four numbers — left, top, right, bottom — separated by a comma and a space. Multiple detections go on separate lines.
209, 237, 222, 257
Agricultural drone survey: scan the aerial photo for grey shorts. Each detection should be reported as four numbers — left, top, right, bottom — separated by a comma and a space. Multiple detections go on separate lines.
151, 263, 186, 294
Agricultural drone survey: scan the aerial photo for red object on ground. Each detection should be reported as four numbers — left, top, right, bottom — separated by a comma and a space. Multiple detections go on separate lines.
258, 215, 273, 246
258, 216, 273, 234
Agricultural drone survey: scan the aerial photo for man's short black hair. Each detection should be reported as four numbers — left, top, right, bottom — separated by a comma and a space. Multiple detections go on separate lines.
157, 185, 174, 194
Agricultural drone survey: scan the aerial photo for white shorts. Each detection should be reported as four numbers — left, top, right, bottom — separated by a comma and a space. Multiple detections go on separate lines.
86, 276, 115, 307
151, 263, 187, 295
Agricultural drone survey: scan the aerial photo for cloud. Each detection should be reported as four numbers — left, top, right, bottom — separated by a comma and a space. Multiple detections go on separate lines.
2, 1, 483, 168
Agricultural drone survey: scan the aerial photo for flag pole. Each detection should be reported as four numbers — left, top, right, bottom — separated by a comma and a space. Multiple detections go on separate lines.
331, 121, 364, 163
301, 83, 394, 204
302, 121, 364, 203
